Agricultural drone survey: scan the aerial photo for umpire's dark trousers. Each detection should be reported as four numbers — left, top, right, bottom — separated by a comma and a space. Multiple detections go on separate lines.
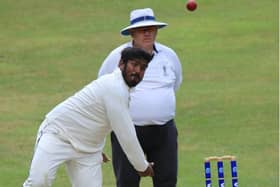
111, 119, 178, 187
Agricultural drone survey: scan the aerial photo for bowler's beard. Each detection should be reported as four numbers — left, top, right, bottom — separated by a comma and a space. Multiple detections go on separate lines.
123, 71, 141, 87
122, 64, 141, 87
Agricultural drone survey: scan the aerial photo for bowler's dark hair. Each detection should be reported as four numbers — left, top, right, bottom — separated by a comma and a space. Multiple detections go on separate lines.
120, 47, 153, 64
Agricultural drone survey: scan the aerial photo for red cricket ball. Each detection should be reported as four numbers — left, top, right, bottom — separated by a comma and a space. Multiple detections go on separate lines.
186, 0, 197, 11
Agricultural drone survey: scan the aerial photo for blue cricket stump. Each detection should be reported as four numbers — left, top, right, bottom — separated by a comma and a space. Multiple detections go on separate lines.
204, 155, 238, 187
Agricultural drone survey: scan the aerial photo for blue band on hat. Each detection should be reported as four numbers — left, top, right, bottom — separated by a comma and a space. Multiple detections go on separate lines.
130, 16, 155, 25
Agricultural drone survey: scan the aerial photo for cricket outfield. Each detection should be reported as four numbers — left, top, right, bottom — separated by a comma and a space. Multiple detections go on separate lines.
0, 0, 278, 186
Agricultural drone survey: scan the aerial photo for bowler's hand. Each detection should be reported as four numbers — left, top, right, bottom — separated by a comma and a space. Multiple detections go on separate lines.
138, 162, 154, 177
102, 152, 110, 163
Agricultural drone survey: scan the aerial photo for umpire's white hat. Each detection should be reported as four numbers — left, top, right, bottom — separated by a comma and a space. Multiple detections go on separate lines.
120, 8, 168, 36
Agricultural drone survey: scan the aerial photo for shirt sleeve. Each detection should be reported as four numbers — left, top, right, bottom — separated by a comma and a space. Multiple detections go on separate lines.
102, 85, 148, 172
98, 53, 120, 78
98, 44, 133, 78
168, 49, 183, 91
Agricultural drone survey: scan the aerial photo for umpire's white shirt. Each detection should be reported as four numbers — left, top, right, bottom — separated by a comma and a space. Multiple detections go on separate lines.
98, 42, 182, 126
43, 68, 148, 172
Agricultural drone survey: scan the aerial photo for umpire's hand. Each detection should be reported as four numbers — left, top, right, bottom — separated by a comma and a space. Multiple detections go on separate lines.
138, 162, 154, 177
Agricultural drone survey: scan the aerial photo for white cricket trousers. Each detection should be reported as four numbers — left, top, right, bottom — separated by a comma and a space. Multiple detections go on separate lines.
23, 132, 103, 187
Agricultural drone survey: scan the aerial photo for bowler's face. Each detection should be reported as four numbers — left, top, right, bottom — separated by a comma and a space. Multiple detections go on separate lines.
120, 59, 149, 87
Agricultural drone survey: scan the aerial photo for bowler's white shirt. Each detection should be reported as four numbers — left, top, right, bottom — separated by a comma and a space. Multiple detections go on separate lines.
44, 69, 148, 171
98, 42, 182, 126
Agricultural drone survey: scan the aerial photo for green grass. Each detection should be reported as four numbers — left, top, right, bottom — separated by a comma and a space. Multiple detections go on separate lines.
0, 0, 278, 186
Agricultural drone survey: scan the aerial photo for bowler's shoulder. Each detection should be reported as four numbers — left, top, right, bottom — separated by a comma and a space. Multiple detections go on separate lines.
97, 70, 127, 96
96, 70, 118, 87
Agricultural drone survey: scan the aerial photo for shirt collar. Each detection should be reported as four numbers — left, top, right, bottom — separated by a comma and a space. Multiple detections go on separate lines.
153, 44, 159, 53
